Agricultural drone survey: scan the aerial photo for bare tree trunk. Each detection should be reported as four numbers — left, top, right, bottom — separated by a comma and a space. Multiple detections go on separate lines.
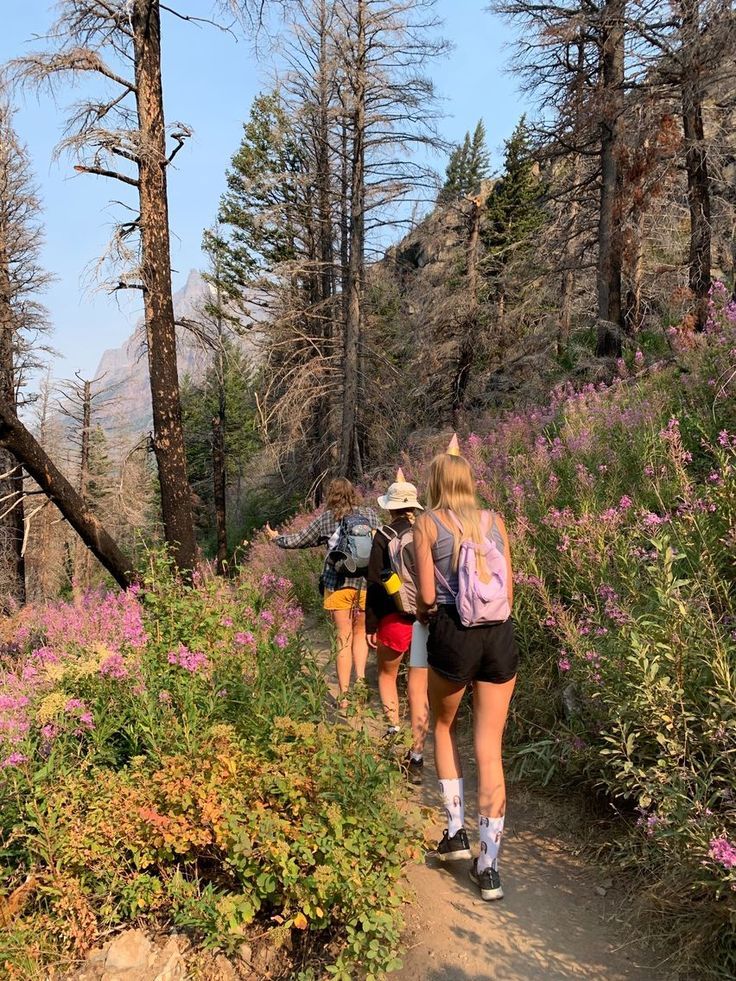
340, 0, 366, 478
631, 217, 644, 333
312, 0, 336, 487
596, 0, 625, 358
132, 0, 196, 573
558, 151, 582, 357
452, 198, 481, 424
212, 409, 227, 576
680, 0, 711, 330
72, 378, 92, 596
0, 252, 25, 607
0, 401, 132, 589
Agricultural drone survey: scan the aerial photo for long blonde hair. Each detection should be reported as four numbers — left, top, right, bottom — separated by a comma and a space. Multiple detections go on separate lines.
325, 477, 358, 521
427, 453, 486, 572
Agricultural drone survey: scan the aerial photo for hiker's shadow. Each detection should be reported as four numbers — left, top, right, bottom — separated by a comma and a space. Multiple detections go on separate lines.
423, 853, 487, 925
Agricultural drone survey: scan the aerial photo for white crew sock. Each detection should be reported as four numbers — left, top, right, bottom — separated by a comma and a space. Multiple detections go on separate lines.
478, 815, 504, 872
410, 750, 423, 763
439, 778, 464, 836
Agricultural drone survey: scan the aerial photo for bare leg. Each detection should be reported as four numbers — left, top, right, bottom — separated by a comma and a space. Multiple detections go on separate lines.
473, 677, 516, 817
351, 608, 368, 682
428, 668, 465, 779
407, 666, 429, 756
377, 642, 403, 726
332, 608, 353, 699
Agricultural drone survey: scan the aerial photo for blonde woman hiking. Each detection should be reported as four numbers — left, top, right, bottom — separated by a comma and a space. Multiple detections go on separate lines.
365, 470, 429, 784
413, 435, 518, 901
267, 478, 379, 709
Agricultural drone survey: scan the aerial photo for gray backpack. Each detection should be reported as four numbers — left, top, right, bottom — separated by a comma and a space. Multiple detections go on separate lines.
381, 523, 418, 615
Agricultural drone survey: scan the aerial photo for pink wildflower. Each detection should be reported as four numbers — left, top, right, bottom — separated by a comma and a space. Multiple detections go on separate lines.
99, 653, 129, 680
558, 655, 571, 672
709, 837, 736, 870
167, 645, 210, 673
274, 633, 288, 649
235, 631, 255, 647
1, 751, 27, 768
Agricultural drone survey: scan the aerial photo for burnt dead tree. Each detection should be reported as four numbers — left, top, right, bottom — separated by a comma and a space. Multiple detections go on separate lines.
58, 371, 114, 592
14, 0, 197, 573
0, 400, 133, 589
0, 103, 53, 608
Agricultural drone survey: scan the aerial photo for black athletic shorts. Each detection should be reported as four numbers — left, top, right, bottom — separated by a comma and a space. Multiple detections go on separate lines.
427, 605, 519, 685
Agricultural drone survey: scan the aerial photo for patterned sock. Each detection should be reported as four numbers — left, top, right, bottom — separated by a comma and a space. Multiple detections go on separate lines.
478, 815, 504, 872
439, 778, 464, 836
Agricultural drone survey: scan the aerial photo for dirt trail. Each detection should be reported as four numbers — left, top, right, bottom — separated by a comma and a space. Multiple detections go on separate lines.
306, 622, 661, 981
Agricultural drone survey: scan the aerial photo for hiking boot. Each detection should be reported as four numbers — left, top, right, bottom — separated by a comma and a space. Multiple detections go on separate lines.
402, 751, 424, 785
469, 859, 504, 901
434, 828, 471, 862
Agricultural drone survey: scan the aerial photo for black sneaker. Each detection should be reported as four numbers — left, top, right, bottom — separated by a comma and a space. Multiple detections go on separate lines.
469, 859, 504, 901
435, 828, 472, 862
403, 752, 424, 785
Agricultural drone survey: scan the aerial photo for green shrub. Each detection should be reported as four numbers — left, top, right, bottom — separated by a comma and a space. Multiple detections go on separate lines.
0, 557, 418, 978
458, 293, 736, 973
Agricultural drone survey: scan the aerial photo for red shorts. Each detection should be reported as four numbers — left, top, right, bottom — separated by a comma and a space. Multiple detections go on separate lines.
376, 613, 414, 654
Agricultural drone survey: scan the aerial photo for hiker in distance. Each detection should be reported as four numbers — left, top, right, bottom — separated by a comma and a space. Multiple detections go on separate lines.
365, 470, 429, 784
267, 478, 379, 710
413, 434, 518, 901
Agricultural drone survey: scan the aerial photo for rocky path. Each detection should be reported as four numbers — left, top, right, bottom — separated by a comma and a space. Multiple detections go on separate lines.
308, 622, 662, 981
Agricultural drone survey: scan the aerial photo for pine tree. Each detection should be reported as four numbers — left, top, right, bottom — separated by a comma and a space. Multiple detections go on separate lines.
483, 117, 545, 279
440, 121, 490, 201
181, 344, 260, 553
218, 92, 305, 291
482, 116, 546, 357
467, 121, 491, 191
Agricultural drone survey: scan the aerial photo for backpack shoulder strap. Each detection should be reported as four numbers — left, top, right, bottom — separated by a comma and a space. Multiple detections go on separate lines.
379, 524, 398, 542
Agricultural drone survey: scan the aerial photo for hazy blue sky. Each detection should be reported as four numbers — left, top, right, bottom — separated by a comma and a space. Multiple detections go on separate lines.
1, 1, 529, 382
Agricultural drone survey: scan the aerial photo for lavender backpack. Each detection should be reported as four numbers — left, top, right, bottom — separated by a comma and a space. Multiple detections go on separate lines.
435, 511, 510, 627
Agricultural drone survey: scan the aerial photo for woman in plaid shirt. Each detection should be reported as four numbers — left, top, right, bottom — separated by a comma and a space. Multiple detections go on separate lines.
268, 478, 379, 708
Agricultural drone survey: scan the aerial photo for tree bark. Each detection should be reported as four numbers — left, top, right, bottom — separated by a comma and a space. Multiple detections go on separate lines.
596, 0, 625, 358
559, 154, 581, 357
132, 0, 196, 573
680, 0, 711, 330
0, 250, 25, 607
72, 378, 92, 595
340, 0, 366, 478
0, 401, 133, 589
212, 408, 227, 576
452, 198, 481, 424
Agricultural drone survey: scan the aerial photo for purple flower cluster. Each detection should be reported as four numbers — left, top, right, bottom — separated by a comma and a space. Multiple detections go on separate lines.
709, 837, 736, 870
166, 645, 210, 674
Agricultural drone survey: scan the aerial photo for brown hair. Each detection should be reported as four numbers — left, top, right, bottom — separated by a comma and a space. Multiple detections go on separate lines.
325, 477, 358, 520
427, 453, 486, 573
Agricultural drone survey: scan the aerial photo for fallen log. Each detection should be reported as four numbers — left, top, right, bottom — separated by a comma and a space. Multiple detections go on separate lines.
0, 399, 134, 590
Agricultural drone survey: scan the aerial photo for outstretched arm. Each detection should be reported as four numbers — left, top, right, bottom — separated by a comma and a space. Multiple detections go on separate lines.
271, 512, 335, 550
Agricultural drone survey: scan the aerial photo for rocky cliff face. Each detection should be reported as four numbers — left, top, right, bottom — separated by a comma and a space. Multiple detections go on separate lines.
93, 271, 261, 444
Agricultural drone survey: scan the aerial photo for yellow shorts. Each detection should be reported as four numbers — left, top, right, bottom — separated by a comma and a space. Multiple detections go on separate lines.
323, 587, 366, 612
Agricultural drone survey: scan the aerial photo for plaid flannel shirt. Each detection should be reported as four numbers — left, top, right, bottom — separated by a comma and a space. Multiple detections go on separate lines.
275, 507, 380, 591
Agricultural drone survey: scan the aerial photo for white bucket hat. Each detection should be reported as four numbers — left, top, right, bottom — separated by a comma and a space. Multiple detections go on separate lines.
377, 467, 423, 511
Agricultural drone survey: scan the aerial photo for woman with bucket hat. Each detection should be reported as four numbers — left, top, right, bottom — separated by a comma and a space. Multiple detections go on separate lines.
366, 469, 429, 783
